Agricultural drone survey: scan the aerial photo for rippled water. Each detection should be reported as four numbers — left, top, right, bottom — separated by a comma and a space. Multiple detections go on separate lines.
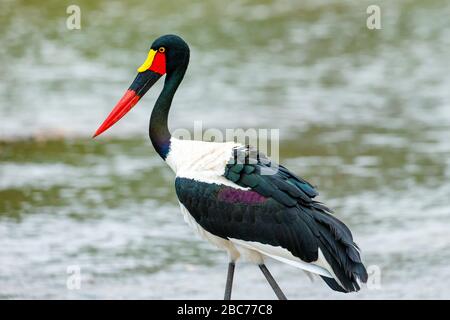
1, 0, 449, 299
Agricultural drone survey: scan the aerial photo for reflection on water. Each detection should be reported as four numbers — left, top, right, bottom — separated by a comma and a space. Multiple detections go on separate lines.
0, 0, 449, 299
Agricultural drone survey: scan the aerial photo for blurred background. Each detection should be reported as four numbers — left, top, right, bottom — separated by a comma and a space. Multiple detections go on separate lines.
0, 0, 449, 299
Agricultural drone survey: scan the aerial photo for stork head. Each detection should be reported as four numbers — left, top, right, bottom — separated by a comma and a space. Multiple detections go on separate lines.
93, 34, 190, 138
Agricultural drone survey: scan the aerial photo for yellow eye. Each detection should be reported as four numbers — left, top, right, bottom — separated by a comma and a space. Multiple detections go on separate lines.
158, 47, 166, 53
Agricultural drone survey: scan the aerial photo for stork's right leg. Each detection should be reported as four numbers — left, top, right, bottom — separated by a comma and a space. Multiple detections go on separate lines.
224, 261, 235, 300
259, 264, 288, 300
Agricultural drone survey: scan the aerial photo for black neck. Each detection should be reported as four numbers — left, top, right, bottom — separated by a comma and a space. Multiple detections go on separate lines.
149, 67, 186, 159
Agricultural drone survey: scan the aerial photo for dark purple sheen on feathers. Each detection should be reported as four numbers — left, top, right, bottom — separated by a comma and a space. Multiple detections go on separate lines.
218, 188, 267, 204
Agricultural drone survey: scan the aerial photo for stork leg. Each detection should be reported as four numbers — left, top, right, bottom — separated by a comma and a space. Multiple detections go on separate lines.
259, 264, 287, 300
224, 262, 235, 300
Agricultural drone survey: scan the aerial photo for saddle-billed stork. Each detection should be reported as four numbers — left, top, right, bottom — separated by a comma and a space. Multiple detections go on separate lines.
93, 34, 368, 299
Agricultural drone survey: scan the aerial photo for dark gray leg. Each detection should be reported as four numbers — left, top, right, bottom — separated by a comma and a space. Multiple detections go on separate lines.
224, 262, 235, 300
259, 264, 287, 300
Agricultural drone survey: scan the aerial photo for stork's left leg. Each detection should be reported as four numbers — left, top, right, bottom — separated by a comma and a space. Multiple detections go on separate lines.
224, 261, 235, 300
259, 264, 288, 300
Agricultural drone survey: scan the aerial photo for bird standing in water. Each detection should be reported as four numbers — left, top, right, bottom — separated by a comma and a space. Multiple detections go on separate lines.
93, 34, 368, 299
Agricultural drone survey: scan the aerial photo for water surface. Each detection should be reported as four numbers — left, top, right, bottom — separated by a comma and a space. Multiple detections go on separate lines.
0, 0, 449, 299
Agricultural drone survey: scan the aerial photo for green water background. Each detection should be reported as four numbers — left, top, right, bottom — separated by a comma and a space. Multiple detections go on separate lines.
0, 0, 449, 298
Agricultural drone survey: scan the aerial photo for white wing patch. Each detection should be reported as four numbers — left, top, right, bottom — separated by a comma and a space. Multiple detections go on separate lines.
166, 138, 246, 189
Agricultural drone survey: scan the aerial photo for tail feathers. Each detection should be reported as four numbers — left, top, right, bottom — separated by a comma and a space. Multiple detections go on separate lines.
319, 244, 366, 292
320, 276, 348, 293
312, 203, 368, 293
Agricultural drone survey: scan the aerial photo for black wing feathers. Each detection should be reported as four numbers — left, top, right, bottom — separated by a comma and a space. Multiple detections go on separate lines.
175, 178, 319, 262
225, 146, 318, 207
